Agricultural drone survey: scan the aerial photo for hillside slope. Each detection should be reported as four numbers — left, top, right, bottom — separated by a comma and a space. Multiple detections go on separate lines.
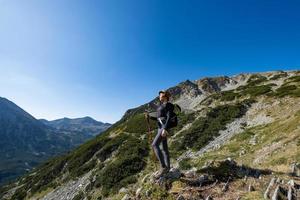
1, 70, 300, 200
0, 98, 109, 186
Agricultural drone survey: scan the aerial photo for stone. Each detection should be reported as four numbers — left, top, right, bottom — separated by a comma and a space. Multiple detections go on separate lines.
119, 187, 128, 193
198, 174, 209, 186
205, 195, 213, 200
248, 184, 254, 192
222, 180, 229, 192
164, 168, 182, 180
184, 167, 197, 178
271, 185, 280, 200
264, 177, 276, 199
135, 187, 142, 198
249, 135, 258, 145
141, 174, 150, 183
176, 195, 185, 200
145, 189, 151, 197
287, 185, 293, 200
121, 194, 131, 200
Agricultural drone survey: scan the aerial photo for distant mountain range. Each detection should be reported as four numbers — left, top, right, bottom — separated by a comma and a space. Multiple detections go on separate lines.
0, 97, 111, 185
39, 117, 111, 137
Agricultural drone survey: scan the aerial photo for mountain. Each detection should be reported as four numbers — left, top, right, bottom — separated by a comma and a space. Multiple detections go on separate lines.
39, 117, 111, 137
0, 98, 110, 186
1, 70, 300, 200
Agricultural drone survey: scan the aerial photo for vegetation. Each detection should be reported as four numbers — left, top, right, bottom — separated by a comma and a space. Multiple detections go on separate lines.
246, 74, 268, 86
178, 158, 192, 170
123, 113, 156, 135
212, 90, 241, 101
171, 100, 254, 154
171, 111, 196, 133
269, 72, 288, 80
237, 83, 275, 97
72, 191, 85, 200
271, 75, 300, 97
94, 135, 149, 196
95, 133, 128, 162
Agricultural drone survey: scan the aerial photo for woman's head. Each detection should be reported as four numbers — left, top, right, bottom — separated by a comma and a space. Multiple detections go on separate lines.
159, 90, 170, 102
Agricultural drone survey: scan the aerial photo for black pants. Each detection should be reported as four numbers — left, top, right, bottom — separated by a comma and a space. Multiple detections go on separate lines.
151, 127, 170, 169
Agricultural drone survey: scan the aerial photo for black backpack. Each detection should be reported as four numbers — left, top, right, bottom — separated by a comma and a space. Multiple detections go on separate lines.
168, 103, 181, 129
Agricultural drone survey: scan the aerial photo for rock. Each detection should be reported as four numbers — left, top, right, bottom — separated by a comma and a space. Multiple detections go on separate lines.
205, 195, 213, 200
291, 163, 297, 176
222, 179, 229, 192
165, 168, 182, 180
287, 185, 293, 200
119, 187, 128, 193
288, 179, 295, 187
198, 175, 209, 186
176, 195, 185, 200
271, 185, 280, 200
248, 184, 254, 192
276, 177, 281, 184
184, 167, 197, 178
249, 135, 258, 145
239, 149, 246, 156
121, 194, 131, 200
145, 189, 151, 197
135, 187, 142, 198
264, 177, 276, 199
141, 174, 150, 183
226, 157, 237, 166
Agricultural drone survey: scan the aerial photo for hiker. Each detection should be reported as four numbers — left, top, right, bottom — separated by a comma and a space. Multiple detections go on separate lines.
145, 90, 175, 178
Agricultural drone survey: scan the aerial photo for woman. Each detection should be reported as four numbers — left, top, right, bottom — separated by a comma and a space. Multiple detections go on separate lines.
145, 90, 175, 178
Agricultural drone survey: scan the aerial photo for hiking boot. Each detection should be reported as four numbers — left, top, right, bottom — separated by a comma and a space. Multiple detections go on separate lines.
154, 167, 170, 179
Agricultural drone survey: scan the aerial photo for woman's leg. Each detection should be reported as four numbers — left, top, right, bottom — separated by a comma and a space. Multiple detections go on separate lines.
151, 128, 167, 168
161, 134, 170, 169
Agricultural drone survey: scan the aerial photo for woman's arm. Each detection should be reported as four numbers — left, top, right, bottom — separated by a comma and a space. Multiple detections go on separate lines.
162, 103, 174, 129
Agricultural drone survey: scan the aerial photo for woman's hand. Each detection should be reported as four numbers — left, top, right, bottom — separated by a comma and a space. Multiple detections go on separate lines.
161, 129, 168, 137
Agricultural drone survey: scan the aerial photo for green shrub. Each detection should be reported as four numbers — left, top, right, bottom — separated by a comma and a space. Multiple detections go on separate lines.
67, 133, 110, 177
270, 72, 288, 80
238, 84, 273, 97
72, 191, 85, 200
247, 74, 268, 86
211, 90, 238, 101
179, 158, 192, 170
172, 101, 252, 152
95, 134, 128, 162
171, 111, 196, 133
95, 136, 149, 196
234, 130, 255, 142
273, 84, 300, 97
11, 186, 27, 200
75, 159, 97, 177
124, 113, 156, 135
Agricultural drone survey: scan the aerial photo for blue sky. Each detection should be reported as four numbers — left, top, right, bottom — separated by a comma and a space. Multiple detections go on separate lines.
0, 0, 299, 123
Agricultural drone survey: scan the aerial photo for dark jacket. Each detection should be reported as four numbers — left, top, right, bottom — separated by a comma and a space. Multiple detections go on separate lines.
149, 101, 175, 129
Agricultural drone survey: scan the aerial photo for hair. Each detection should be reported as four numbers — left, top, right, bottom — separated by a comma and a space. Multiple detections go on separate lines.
160, 93, 170, 101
